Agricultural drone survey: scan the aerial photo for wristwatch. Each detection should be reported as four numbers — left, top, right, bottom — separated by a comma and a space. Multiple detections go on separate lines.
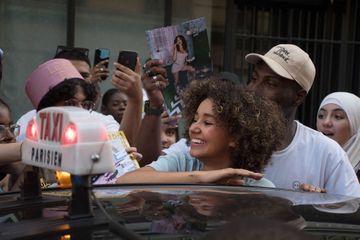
144, 100, 164, 116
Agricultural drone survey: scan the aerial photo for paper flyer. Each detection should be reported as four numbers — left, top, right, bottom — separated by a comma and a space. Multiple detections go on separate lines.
93, 131, 139, 184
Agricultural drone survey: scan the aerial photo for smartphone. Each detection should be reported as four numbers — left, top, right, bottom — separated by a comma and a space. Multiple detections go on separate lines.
117, 50, 138, 71
94, 48, 110, 68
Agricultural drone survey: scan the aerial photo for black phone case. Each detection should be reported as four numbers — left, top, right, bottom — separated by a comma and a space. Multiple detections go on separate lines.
117, 51, 137, 71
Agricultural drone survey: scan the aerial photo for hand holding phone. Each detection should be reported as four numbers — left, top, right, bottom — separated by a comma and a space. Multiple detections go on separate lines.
94, 48, 110, 81
117, 50, 138, 71
94, 48, 110, 67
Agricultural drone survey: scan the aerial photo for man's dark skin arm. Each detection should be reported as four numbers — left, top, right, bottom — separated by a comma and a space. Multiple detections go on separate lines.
112, 59, 143, 146
135, 59, 168, 166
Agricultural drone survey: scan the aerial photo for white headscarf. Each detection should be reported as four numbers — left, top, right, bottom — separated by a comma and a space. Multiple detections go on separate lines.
318, 92, 360, 172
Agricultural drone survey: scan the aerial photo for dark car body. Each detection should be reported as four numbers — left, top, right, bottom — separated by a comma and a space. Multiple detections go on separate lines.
1, 184, 360, 239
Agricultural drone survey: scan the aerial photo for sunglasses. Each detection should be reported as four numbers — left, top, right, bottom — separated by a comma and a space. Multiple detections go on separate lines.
55, 45, 89, 57
0, 124, 20, 141
64, 99, 95, 111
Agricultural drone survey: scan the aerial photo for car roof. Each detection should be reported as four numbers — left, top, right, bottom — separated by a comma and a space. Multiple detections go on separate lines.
1, 184, 360, 239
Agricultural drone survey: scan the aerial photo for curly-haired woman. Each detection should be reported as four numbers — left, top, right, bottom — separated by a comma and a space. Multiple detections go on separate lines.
117, 76, 285, 187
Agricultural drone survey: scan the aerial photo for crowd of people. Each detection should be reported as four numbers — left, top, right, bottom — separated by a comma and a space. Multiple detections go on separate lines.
0, 43, 360, 198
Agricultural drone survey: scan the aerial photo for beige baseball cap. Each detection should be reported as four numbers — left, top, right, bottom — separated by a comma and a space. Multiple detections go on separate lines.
245, 44, 316, 92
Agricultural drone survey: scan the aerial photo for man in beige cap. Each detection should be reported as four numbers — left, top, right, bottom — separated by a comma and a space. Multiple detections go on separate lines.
245, 44, 360, 197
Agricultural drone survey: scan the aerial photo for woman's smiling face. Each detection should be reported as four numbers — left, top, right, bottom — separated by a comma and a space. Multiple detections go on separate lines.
189, 98, 234, 166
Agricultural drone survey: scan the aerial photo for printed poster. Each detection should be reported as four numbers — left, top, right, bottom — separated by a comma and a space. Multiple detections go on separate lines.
145, 17, 212, 115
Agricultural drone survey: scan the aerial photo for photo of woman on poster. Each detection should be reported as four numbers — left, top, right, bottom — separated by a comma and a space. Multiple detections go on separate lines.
171, 35, 195, 88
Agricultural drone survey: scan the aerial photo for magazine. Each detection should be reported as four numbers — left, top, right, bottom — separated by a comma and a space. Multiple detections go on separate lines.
93, 131, 139, 184
145, 17, 212, 115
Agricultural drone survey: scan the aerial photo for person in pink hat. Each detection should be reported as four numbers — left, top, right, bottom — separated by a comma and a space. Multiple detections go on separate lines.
17, 57, 143, 143
15, 59, 110, 187
245, 44, 360, 197
15, 58, 143, 187
17, 59, 101, 142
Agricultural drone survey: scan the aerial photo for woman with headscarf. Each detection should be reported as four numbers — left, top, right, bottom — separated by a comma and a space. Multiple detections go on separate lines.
317, 92, 360, 175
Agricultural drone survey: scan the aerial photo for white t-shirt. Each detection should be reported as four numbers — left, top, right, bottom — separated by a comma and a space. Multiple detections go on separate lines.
264, 121, 360, 197
164, 121, 360, 197
16, 109, 120, 142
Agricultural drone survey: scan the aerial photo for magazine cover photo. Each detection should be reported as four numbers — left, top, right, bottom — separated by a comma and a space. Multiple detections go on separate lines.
146, 17, 212, 115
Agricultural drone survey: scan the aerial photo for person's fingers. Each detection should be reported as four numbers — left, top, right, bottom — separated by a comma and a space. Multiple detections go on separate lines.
131, 152, 143, 162
142, 59, 167, 79
124, 147, 142, 161
216, 177, 245, 186
125, 147, 137, 153
114, 62, 135, 75
99, 72, 109, 78
98, 59, 109, 66
219, 168, 263, 180
143, 59, 163, 70
146, 66, 167, 78
300, 183, 325, 193
162, 114, 181, 123
151, 74, 169, 89
300, 183, 310, 191
154, 80, 161, 89
233, 168, 263, 180
135, 57, 141, 74
95, 69, 110, 76
309, 185, 316, 192
156, 74, 169, 85
96, 74, 108, 82
142, 74, 168, 92
111, 76, 129, 92
161, 114, 181, 126
93, 63, 110, 74
93, 61, 109, 76
312, 186, 326, 193
144, 68, 167, 79
112, 70, 128, 83
160, 111, 168, 118
225, 178, 245, 185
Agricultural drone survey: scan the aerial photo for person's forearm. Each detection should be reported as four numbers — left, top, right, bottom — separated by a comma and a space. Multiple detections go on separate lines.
135, 115, 162, 167
120, 100, 142, 146
117, 167, 263, 185
0, 162, 25, 174
136, 59, 167, 165
0, 143, 21, 166
117, 167, 201, 184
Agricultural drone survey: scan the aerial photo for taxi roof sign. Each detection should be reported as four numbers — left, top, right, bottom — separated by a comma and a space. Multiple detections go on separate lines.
22, 107, 115, 175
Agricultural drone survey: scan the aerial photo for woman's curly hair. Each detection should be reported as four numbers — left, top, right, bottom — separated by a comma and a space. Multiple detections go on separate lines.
37, 78, 97, 111
181, 76, 285, 172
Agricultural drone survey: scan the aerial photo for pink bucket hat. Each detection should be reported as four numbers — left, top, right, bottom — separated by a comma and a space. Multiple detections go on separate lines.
26, 59, 83, 108
245, 44, 316, 92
